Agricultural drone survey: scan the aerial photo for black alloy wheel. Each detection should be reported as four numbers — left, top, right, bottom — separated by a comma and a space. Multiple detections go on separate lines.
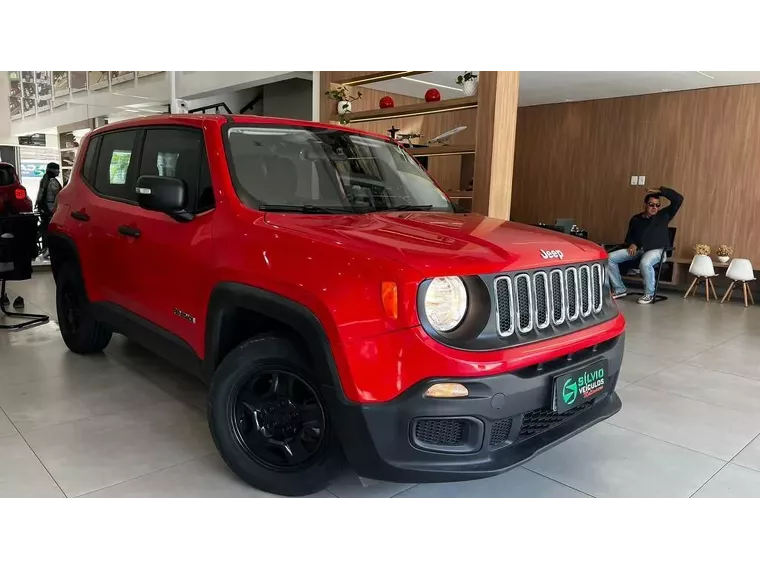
231, 369, 326, 470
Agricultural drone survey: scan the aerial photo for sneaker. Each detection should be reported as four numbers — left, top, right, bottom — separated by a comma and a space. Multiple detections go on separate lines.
612, 291, 627, 299
637, 294, 654, 304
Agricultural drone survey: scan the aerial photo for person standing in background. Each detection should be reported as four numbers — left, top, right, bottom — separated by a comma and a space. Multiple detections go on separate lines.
35, 162, 62, 259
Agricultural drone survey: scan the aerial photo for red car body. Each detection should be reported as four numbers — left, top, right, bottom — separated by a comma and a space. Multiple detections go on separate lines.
48, 114, 625, 488
0, 162, 33, 215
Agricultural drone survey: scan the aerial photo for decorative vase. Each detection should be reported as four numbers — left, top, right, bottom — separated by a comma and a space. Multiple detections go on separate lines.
425, 88, 441, 102
379, 96, 394, 109
718, 256, 730, 263
337, 101, 352, 115
462, 79, 478, 96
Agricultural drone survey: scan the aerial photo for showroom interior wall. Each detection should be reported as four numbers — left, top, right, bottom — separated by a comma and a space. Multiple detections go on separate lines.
4, 71, 310, 137
511, 83, 760, 260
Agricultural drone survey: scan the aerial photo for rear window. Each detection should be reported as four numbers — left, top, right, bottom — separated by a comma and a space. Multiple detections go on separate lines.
0, 164, 16, 187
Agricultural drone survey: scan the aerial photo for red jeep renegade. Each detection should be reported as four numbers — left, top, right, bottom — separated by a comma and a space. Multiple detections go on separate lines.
48, 114, 625, 496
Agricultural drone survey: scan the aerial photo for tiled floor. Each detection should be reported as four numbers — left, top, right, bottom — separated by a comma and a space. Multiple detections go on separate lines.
3, 273, 760, 498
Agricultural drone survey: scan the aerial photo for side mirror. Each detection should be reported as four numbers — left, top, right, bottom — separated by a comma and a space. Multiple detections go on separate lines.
135, 175, 194, 222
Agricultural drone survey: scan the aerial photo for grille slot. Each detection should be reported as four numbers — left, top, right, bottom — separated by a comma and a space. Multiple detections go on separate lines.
489, 418, 513, 448
414, 419, 466, 447
493, 262, 606, 337
533, 272, 550, 329
495, 276, 514, 336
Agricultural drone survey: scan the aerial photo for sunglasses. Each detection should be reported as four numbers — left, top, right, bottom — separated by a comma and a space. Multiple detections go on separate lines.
647, 203, 661, 208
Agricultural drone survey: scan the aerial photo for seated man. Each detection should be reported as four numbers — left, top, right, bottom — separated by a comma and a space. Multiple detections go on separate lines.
608, 186, 684, 304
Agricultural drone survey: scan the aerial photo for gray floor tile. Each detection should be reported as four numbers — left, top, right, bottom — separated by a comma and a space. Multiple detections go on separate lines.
732, 435, 760, 472
23, 400, 215, 497
395, 467, 588, 498
638, 364, 760, 414
0, 411, 16, 438
623, 332, 712, 362
327, 470, 415, 498
0, 364, 175, 433
0, 433, 64, 498
686, 343, 760, 380
692, 464, 760, 498
608, 385, 760, 460
525, 423, 725, 497
82, 454, 299, 498
618, 351, 675, 384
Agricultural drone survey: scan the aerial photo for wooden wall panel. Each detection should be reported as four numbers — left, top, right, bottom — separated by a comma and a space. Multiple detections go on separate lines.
512, 84, 760, 261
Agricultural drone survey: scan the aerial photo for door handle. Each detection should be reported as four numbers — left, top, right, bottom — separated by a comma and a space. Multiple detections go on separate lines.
71, 210, 90, 222
118, 225, 141, 238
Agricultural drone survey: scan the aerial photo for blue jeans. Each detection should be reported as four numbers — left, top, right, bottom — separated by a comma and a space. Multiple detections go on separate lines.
607, 248, 666, 296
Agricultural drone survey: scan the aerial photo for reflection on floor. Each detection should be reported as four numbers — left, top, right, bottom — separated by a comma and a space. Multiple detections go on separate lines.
3, 273, 760, 497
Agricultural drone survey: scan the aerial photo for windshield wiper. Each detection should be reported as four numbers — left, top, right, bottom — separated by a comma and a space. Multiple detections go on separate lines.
382, 204, 434, 212
259, 204, 357, 214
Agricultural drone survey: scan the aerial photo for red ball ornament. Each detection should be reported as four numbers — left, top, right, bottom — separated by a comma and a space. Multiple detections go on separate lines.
379, 96, 395, 109
425, 88, 441, 102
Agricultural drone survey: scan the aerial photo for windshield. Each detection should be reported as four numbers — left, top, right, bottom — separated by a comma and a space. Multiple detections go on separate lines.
225, 125, 453, 213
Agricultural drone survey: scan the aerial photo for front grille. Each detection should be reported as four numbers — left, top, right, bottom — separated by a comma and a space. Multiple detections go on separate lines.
496, 263, 604, 337
516, 401, 594, 443
414, 419, 466, 447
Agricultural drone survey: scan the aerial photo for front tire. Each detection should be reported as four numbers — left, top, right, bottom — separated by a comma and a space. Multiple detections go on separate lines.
56, 264, 112, 354
208, 335, 343, 496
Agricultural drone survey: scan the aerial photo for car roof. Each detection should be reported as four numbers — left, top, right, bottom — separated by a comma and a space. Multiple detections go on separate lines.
89, 114, 393, 143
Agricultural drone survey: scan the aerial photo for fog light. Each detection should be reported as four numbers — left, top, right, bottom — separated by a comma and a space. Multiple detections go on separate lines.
425, 383, 469, 398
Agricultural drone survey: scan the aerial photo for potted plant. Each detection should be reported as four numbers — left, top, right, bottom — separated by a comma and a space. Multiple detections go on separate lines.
456, 72, 478, 96
694, 243, 711, 256
325, 87, 363, 123
716, 244, 733, 263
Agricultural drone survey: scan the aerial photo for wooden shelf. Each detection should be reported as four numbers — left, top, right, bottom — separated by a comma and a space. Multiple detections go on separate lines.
407, 145, 475, 157
446, 192, 474, 199
332, 71, 431, 87
332, 96, 478, 124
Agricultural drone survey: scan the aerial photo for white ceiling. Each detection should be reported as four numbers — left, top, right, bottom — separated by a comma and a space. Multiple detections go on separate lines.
371, 71, 760, 106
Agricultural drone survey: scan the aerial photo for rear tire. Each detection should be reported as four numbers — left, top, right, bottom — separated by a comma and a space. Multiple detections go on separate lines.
56, 263, 112, 354
208, 335, 344, 496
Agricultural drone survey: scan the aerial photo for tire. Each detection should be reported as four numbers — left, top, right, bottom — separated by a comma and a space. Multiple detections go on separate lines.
208, 335, 344, 496
56, 263, 112, 354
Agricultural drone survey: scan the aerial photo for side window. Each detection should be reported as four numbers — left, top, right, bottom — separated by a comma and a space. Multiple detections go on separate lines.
81, 136, 101, 184
139, 128, 213, 212
94, 130, 138, 201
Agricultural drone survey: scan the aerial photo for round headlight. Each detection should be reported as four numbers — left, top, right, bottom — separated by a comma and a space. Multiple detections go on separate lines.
424, 277, 468, 332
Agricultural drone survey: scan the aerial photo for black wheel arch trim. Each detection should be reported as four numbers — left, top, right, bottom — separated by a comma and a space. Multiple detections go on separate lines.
47, 231, 83, 284
204, 282, 346, 399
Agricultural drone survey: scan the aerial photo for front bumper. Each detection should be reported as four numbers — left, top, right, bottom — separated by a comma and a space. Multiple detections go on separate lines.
325, 332, 625, 483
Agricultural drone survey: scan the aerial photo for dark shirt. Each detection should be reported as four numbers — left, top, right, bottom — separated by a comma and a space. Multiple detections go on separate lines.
35, 176, 62, 216
624, 186, 683, 251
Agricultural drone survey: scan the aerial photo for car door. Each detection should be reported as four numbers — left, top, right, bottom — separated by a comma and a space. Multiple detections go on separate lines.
120, 125, 215, 355
80, 128, 142, 308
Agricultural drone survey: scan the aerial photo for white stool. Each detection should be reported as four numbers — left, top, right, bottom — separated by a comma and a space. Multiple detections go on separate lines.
685, 255, 719, 302
721, 258, 755, 306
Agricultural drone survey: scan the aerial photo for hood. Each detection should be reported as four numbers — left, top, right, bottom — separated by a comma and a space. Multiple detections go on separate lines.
264, 211, 606, 277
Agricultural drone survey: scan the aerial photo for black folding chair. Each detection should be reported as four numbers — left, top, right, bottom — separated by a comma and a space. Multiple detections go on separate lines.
603, 227, 677, 303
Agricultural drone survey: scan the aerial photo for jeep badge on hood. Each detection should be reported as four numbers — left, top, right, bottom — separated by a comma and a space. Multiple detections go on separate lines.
540, 249, 564, 260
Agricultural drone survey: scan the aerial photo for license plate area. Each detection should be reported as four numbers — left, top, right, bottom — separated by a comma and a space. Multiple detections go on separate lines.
553, 359, 609, 413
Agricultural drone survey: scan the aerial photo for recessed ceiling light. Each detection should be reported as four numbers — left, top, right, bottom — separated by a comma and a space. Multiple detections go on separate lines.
661, 88, 673, 92
402, 76, 463, 92
696, 71, 715, 79
564, 99, 573, 102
